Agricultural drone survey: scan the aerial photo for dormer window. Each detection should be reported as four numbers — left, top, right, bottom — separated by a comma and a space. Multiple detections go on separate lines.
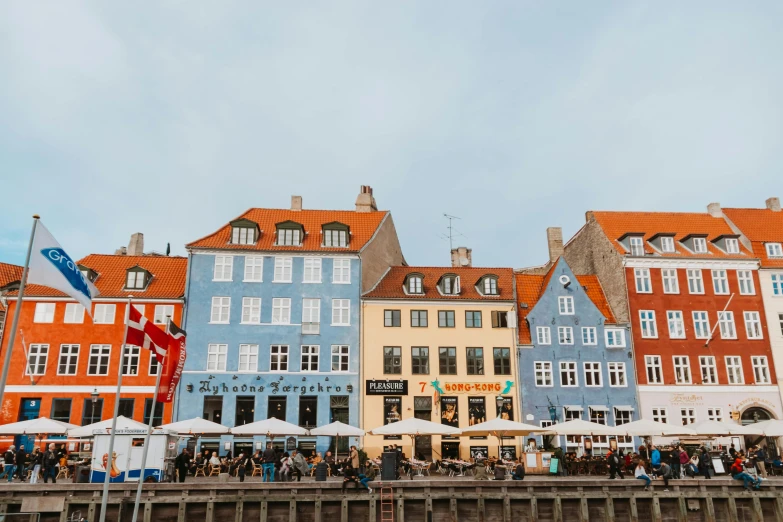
629, 237, 644, 256
660, 237, 675, 253
322, 222, 350, 248
693, 237, 707, 253
406, 274, 424, 294
78, 265, 98, 283
725, 238, 739, 254
479, 275, 499, 296
275, 221, 304, 246
440, 275, 460, 295
125, 267, 150, 290
767, 243, 783, 258
229, 219, 260, 245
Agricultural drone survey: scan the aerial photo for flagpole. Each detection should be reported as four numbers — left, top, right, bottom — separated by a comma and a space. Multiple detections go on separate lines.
99, 296, 133, 522
0, 215, 38, 413
130, 317, 168, 522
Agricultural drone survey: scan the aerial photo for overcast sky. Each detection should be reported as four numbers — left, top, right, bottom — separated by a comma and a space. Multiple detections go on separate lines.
2, 2, 782, 268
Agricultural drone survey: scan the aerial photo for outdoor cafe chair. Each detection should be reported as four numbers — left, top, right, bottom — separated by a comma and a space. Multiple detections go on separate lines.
252, 462, 263, 477
194, 463, 207, 477
208, 464, 221, 477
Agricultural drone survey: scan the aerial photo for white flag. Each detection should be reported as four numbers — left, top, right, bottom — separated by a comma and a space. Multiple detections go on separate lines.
27, 221, 99, 314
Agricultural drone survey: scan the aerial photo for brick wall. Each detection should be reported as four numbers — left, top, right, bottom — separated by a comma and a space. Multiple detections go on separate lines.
359, 213, 405, 293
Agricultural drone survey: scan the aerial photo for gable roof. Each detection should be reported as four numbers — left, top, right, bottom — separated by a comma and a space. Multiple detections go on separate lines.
590, 211, 753, 259
723, 207, 783, 268
0, 262, 23, 289
363, 266, 514, 301
187, 208, 388, 253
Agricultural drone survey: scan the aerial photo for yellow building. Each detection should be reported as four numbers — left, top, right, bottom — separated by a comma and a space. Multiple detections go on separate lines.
361, 263, 519, 461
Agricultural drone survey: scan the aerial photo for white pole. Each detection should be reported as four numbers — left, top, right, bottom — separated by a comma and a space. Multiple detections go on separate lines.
99, 296, 133, 522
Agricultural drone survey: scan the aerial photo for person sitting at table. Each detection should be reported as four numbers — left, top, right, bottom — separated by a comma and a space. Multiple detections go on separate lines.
209, 452, 221, 472
312, 452, 323, 467
191, 452, 204, 475
511, 459, 525, 481
324, 451, 337, 475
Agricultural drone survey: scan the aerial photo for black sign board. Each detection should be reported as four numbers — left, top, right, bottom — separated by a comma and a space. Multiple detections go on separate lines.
366, 380, 408, 395
468, 397, 487, 439
499, 446, 517, 461
383, 397, 402, 440
470, 446, 489, 460
286, 437, 297, 451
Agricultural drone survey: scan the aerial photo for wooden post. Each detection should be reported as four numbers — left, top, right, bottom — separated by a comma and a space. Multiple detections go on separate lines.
426, 498, 434, 522
206, 501, 215, 522
369, 497, 376, 522
314, 499, 322, 522
503, 495, 511, 522
577, 497, 586, 522
341, 499, 348, 522
291, 500, 298, 522
450, 498, 458, 522
629, 496, 639, 522
476, 498, 484, 522
235, 501, 244, 522
704, 496, 716, 522
58, 501, 70, 522
88, 502, 96, 522
530, 498, 538, 522
774, 496, 783, 522
605, 496, 615, 522
143, 502, 153, 522
676, 496, 687, 522
260, 500, 268, 522
751, 496, 763, 522
651, 497, 662, 522
727, 496, 740, 522
397, 496, 405, 522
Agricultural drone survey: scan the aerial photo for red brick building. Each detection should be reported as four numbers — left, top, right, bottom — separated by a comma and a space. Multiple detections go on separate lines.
564, 208, 781, 447
0, 254, 186, 438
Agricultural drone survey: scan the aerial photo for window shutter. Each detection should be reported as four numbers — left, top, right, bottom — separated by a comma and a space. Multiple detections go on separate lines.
506, 312, 516, 328
491, 311, 499, 328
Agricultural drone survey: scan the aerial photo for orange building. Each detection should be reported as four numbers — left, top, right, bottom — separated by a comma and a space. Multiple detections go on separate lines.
0, 253, 186, 444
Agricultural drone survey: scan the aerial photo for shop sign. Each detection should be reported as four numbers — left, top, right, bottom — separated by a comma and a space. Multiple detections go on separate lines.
383, 397, 402, 440
197, 377, 354, 396
420, 380, 515, 394
734, 397, 777, 410
669, 394, 703, 405
366, 380, 408, 395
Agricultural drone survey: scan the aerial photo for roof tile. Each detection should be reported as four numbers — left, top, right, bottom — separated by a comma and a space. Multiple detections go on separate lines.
723, 207, 783, 268
363, 266, 514, 301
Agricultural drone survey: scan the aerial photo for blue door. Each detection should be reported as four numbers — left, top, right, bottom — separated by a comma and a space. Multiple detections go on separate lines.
15, 398, 41, 452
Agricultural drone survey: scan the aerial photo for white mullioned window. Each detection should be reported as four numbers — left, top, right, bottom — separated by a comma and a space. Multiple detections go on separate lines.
277, 228, 301, 246
332, 299, 350, 326
558, 326, 574, 345
581, 327, 597, 345
673, 356, 692, 384
725, 356, 744, 384
608, 362, 627, 387
33, 303, 55, 323
483, 277, 498, 295
652, 408, 668, 424
718, 311, 736, 339
560, 361, 577, 387
271, 298, 291, 325
241, 297, 261, 324
681, 408, 696, 425
210, 297, 230, 324
712, 270, 729, 295
408, 276, 423, 294
558, 296, 574, 315
88, 345, 111, 375
244, 256, 264, 282
122, 345, 140, 376
303, 258, 322, 283
132, 304, 146, 317
213, 255, 233, 281
58, 344, 79, 375
93, 304, 116, 324
126, 271, 146, 289
752, 356, 770, 384
737, 270, 755, 295
629, 236, 644, 256
302, 298, 320, 327
332, 258, 351, 284
26, 344, 49, 375
639, 310, 658, 338
238, 344, 258, 372
207, 344, 227, 371
323, 228, 348, 247
667, 311, 685, 339
693, 237, 708, 253
707, 408, 723, 422
692, 311, 710, 339
766, 243, 783, 258
270, 345, 289, 371
605, 329, 626, 347
660, 236, 675, 253
63, 303, 84, 324
725, 238, 740, 254
536, 327, 551, 345
534, 362, 553, 387
154, 305, 174, 325
645, 355, 662, 384
687, 269, 704, 294
662, 269, 679, 294
301, 345, 319, 372
772, 274, 783, 296
331, 345, 349, 372
274, 257, 293, 282
744, 312, 763, 339
583, 362, 602, 387
232, 227, 255, 245
634, 268, 651, 293
699, 356, 717, 384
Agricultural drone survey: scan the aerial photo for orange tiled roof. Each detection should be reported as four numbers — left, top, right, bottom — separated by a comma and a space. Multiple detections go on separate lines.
723, 208, 783, 268
11, 255, 187, 299
363, 266, 515, 301
0, 262, 23, 289
187, 209, 388, 253
591, 211, 752, 259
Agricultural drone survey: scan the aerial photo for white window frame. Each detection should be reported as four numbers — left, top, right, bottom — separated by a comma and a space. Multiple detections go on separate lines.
244, 256, 264, 282
718, 311, 736, 339
238, 344, 259, 372
660, 236, 675, 253
583, 362, 602, 387
331, 299, 350, 326
302, 298, 320, 328
639, 310, 658, 338
63, 303, 84, 324
273, 257, 293, 283
559, 361, 578, 387
210, 297, 231, 324
277, 227, 301, 246
232, 226, 255, 245
331, 345, 349, 372
536, 327, 551, 345
634, 268, 651, 293
629, 236, 644, 256
271, 298, 292, 325
207, 344, 227, 371
707, 408, 723, 422
26, 344, 49, 375
332, 258, 351, 284
241, 297, 261, 324
645, 355, 663, 384
772, 273, 783, 296
699, 356, 717, 385
652, 408, 668, 424
681, 408, 696, 425
558, 296, 574, 315
692, 237, 708, 253
667, 311, 685, 339
661, 269, 679, 294
558, 326, 574, 345
87, 344, 111, 376
725, 238, 740, 254
737, 270, 755, 295
752, 356, 770, 384
744, 311, 763, 339
581, 327, 597, 346
303, 258, 322, 283
33, 303, 55, 323
534, 361, 553, 387
766, 242, 783, 258
213, 255, 233, 281
725, 356, 744, 385
149, 353, 160, 376
154, 305, 174, 325
93, 304, 116, 324
301, 345, 319, 372
687, 269, 704, 294
673, 356, 692, 384
408, 276, 423, 294
57, 344, 79, 376
483, 277, 498, 295
270, 345, 289, 372
711, 270, 729, 295
122, 345, 140, 376
605, 329, 626, 348
608, 362, 627, 387
692, 311, 710, 339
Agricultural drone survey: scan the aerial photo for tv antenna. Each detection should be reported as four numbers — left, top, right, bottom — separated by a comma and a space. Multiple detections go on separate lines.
438, 213, 466, 251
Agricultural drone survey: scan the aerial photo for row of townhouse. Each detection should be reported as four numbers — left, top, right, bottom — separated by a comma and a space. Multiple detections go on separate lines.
1, 188, 781, 460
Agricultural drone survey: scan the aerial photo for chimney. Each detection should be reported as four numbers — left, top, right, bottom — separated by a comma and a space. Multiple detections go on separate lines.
766, 197, 781, 212
127, 233, 144, 256
291, 195, 302, 211
707, 202, 722, 218
546, 227, 564, 263
355, 185, 377, 212
450, 247, 472, 268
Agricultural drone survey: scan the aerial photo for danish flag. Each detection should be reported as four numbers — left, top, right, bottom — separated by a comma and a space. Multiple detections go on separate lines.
126, 304, 169, 363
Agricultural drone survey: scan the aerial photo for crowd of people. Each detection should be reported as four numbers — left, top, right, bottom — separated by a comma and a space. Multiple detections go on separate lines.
0, 443, 78, 484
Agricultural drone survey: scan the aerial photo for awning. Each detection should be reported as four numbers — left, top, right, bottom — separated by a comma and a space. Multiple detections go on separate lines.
563, 405, 584, 411
613, 406, 635, 412
588, 405, 609, 412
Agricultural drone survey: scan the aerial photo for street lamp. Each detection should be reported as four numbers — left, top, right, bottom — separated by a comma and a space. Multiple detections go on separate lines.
90, 389, 99, 424
495, 395, 505, 450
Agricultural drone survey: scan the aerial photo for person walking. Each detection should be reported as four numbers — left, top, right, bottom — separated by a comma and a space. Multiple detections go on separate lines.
755, 446, 768, 478
649, 444, 661, 478
262, 443, 276, 482
341, 463, 360, 492
174, 448, 190, 483
698, 447, 712, 479
0, 445, 17, 482
350, 446, 360, 471
635, 460, 652, 491
15, 445, 27, 482
42, 444, 58, 483
678, 447, 689, 479
236, 453, 249, 483
358, 460, 376, 493
291, 450, 308, 482
28, 448, 42, 484
669, 446, 680, 482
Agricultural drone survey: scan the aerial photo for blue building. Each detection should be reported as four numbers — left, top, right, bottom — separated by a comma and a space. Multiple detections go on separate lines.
517, 248, 639, 455
176, 187, 404, 457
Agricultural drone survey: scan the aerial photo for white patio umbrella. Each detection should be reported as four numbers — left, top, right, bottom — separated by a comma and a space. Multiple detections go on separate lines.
687, 420, 757, 437
310, 421, 365, 461
542, 419, 624, 437
371, 417, 461, 460
68, 416, 149, 438
744, 420, 783, 437
460, 418, 546, 461
229, 417, 308, 437
0, 417, 77, 435
615, 419, 697, 437
158, 417, 230, 437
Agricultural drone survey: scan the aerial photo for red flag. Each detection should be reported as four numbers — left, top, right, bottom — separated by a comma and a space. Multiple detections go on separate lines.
126, 305, 168, 363
157, 321, 186, 403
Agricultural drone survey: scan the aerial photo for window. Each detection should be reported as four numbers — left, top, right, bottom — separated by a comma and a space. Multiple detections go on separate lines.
213, 255, 233, 281
558, 326, 574, 345
408, 275, 423, 294
779, 313, 783, 336
584, 362, 601, 387
301, 345, 319, 372
581, 327, 597, 346
88, 345, 111, 375
744, 312, 763, 339
718, 311, 736, 339
235, 396, 255, 426
493, 348, 511, 375
652, 408, 668, 424
241, 297, 261, 324
711, 270, 729, 295
660, 236, 675, 253
667, 311, 685, 339
122, 345, 140, 376
766, 243, 783, 258
273, 257, 293, 282
752, 356, 770, 384
244, 256, 263, 282
439, 347, 457, 374
323, 227, 348, 247
589, 407, 607, 426
608, 362, 626, 387
639, 310, 658, 338
681, 408, 696, 425
276, 227, 301, 246
699, 356, 717, 384
383, 347, 401, 374
491, 311, 509, 328
270, 345, 289, 372
271, 298, 291, 324
438, 310, 455, 328
673, 356, 691, 384
231, 226, 255, 245
535, 362, 553, 387
26, 344, 48, 375
207, 344, 227, 371
693, 237, 708, 253
33, 303, 55, 323
382, 309, 401, 327
411, 347, 429, 374
687, 269, 704, 294
58, 344, 79, 375
441, 276, 460, 295
332, 258, 351, 284
203, 396, 223, 423
115, 398, 133, 419
465, 311, 482, 328
536, 327, 551, 345
411, 310, 428, 327
482, 277, 498, 295
82, 398, 103, 426
238, 344, 258, 372
126, 270, 147, 289
144, 399, 164, 427
605, 329, 626, 347
51, 399, 72, 424
707, 408, 723, 422
725, 356, 744, 384
737, 270, 755, 295
302, 299, 320, 333
331, 345, 349, 372
332, 299, 350, 326
629, 236, 644, 256
149, 353, 159, 376
725, 238, 740, 254
645, 355, 662, 384
560, 362, 577, 387
564, 407, 582, 421
64, 303, 84, 324
93, 304, 116, 324
661, 269, 679, 294
558, 296, 575, 315
303, 258, 322, 283
692, 311, 710, 339
299, 397, 317, 428
466, 348, 483, 375
614, 408, 632, 428
154, 305, 174, 325
210, 297, 230, 324
634, 268, 651, 293
773, 274, 783, 296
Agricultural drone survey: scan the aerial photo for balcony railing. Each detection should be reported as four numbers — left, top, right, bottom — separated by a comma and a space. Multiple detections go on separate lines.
302, 322, 320, 335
